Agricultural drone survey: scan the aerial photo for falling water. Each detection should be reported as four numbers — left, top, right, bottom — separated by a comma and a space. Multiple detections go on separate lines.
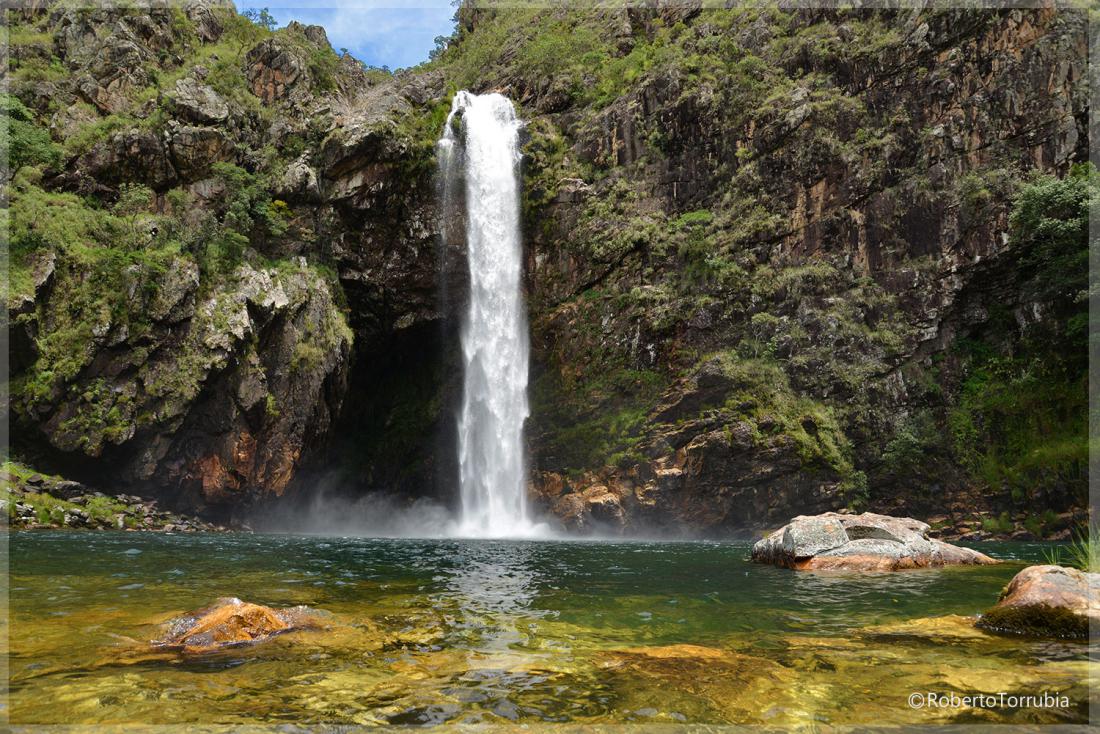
438, 91, 538, 538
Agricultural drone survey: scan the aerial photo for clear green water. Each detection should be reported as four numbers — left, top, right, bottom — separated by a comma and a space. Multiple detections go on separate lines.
7, 532, 1095, 726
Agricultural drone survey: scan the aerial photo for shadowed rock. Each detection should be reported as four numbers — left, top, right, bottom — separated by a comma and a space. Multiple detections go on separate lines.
976, 564, 1098, 639
752, 512, 998, 571
152, 597, 321, 653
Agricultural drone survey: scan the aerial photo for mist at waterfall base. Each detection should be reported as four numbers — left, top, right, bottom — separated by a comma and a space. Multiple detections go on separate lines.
256, 92, 551, 539
250, 484, 457, 537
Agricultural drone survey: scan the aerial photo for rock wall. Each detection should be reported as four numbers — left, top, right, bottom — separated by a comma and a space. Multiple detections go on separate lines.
487, 5, 1087, 534
5, 3, 1089, 533
6, 2, 452, 516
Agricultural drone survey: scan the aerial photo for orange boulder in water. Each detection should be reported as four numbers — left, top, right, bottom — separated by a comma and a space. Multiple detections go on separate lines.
153, 597, 320, 653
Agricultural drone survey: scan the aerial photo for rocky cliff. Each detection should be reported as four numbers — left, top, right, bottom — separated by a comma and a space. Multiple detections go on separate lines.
5, 1, 451, 518
3, 2, 1089, 534
437, 4, 1089, 535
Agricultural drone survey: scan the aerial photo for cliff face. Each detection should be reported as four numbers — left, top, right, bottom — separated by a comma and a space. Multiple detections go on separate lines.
5, 1, 452, 516
4, 3, 1089, 533
438, 4, 1089, 534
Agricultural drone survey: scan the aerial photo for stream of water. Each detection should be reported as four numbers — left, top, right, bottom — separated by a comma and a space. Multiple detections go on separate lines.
439, 92, 537, 539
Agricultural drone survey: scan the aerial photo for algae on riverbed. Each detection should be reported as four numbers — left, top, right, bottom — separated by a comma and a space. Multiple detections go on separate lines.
8, 532, 1094, 726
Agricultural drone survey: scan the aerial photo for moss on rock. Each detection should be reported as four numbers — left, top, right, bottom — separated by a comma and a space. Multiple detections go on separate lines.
976, 604, 1090, 640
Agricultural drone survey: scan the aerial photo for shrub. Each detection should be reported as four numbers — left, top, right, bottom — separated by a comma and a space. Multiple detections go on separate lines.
1, 94, 61, 170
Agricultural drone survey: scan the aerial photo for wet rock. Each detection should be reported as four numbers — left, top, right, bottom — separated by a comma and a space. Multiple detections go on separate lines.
976, 565, 1098, 639
598, 642, 797, 724
153, 597, 321, 653
752, 512, 999, 571
861, 614, 995, 644
544, 482, 628, 533
612, 644, 729, 661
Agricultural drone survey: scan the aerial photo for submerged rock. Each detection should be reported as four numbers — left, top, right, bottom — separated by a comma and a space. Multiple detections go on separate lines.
860, 614, 995, 644
153, 597, 321, 653
751, 512, 998, 571
976, 565, 1098, 639
610, 644, 730, 661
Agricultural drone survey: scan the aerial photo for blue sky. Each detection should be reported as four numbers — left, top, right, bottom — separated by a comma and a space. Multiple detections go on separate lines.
240, 1, 458, 70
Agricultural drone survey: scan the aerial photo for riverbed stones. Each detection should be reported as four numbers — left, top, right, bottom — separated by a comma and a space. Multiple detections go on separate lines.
153, 597, 320, 653
752, 512, 998, 571
2, 470, 231, 532
976, 565, 1098, 639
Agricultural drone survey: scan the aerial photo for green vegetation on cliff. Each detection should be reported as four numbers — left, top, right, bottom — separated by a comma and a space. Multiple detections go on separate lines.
946, 167, 1091, 503
430, 3, 1087, 529
2, 1, 1088, 531
4, 4, 356, 501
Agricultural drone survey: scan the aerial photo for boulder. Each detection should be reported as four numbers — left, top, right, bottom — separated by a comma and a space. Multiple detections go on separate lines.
153, 597, 320, 653
275, 154, 322, 202
50, 480, 88, 500
545, 483, 627, 533
184, 1, 226, 43
170, 77, 229, 124
752, 512, 999, 571
167, 122, 233, 179
976, 565, 1098, 639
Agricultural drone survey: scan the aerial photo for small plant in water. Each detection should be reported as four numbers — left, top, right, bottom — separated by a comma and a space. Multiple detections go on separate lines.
1042, 524, 1098, 571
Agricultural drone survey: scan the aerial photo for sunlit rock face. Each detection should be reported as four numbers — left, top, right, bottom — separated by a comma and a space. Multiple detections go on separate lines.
751, 513, 999, 570
515, 6, 1087, 534
153, 597, 322, 654
977, 565, 1099, 639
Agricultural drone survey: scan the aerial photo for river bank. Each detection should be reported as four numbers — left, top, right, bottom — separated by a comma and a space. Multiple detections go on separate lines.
2, 462, 234, 532
2, 459, 1085, 539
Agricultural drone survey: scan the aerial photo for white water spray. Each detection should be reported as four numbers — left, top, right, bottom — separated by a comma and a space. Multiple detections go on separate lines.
438, 91, 541, 538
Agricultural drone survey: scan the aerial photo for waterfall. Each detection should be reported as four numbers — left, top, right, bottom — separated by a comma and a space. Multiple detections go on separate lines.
438, 91, 538, 538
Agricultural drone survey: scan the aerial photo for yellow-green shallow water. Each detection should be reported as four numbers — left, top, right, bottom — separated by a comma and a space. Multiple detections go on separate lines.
6, 531, 1096, 726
